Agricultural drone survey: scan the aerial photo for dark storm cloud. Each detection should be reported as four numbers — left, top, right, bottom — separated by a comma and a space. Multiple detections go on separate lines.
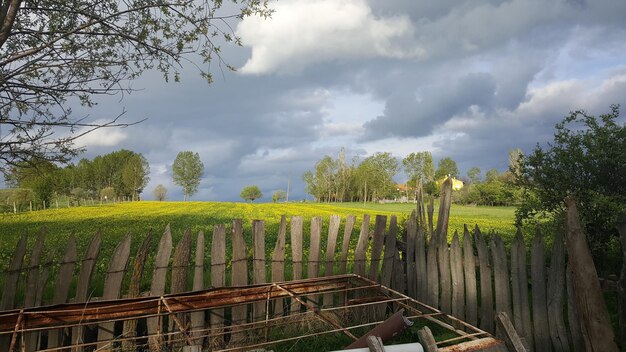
50, 0, 626, 201
362, 73, 497, 139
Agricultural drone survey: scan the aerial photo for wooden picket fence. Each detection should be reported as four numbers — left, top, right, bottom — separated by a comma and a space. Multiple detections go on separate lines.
0, 185, 622, 351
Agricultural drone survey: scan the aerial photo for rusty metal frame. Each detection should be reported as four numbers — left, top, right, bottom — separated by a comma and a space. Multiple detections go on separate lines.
0, 274, 500, 351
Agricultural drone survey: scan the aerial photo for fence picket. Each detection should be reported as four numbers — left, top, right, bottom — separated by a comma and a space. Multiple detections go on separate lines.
230, 219, 248, 345
290, 216, 303, 314
369, 215, 387, 282
122, 232, 152, 352
97, 233, 132, 350
191, 230, 205, 345
0, 234, 27, 311
381, 215, 397, 288
475, 226, 494, 333
510, 229, 532, 349
462, 226, 477, 327
210, 225, 226, 349
71, 232, 102, 352
450, 232, 464, 321
169, 229, 192, 348
354, 214, 370, 277
566, 266, 583, 352
253, 220, 266, 321
416, 225, 427, 302
438, 236, 451, 314
323, 215, 341, 306
426, 233, 439, 308
492, 235, 512, 336
47, 235, 78, 349
24, 230, 45, 352
272, 216, 287, 316
547, 232, 568, 352
406, 213, 417, 298
531, 230, 551, 352
339, 215, 356, 275
147, 225, 173, 352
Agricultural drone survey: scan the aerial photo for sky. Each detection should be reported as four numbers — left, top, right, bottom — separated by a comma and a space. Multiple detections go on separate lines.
69, 0, 626, 201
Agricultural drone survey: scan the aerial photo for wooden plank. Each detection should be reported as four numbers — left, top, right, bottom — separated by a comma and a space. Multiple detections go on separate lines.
323, 215, 341, 306
47, 235, 77, 349
30, 251, 52, 351
0, 233, 27, 311
190, 230, 205, 346
147, 225, 173, 352
168, 228, 192, 347
369, 215, 387, 282
418, 326, 439, 352
381, 215, 398, 288
209, 225, 226, 349
495, 312, 528, 352
230, 219, 248, 344
353, 214, 371, 277
272, 216, 287, 316
406, 213, 417, 298
97, 233, 132, 350
339, 215, 356, 275
531, 230, 550, 352
290, 216, 303, 314
547, 232, 568, 352
438, 234, 451, 314
427, 197, 434, 237
435, 178, 452, 240
426, 231, 439, 308
252, 220, 266, 321
564, 197, 618, 352
492, 235, 512, 337
416, 225, 427, 302
566, 265, 583, 352
71, 231, 102, 352
450, 232, 465, 320
23, 230, 45, 308
510, 229, 524, 345
475, 226, 494, 333
122, 232, 152, 352
24, 230, 45, 352
307, 217, 322, 308
463, 225, 478, 327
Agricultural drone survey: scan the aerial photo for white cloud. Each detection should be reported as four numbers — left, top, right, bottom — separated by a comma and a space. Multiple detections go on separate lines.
74, 125, 127, 147
237, 0, 420, 74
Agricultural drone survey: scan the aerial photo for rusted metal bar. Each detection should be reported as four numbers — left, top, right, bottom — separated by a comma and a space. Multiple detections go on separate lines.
161, 296, 194, 346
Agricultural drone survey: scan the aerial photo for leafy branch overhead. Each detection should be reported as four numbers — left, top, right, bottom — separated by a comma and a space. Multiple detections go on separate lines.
0, 0, 272, 171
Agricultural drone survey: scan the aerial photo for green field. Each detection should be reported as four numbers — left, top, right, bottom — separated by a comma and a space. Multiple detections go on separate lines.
0, 201, 517, 272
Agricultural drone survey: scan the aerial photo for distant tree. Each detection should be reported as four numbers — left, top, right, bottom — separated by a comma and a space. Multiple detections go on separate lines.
172, 151, 204, 201
272, 190, 287, 203
153, 184, 168, 201
467, 167, 481, 184
241, 185, 263, 202
402, 151, 434, 191
100, 187, 116, 201
121, 153, 150, 200
435, 157, 459, 180
516, 105, 626, 270
485, 169, 500, 182
355, 152, 399, 202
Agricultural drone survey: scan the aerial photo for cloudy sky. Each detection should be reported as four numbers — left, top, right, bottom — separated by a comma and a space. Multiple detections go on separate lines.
72, 0, 626, 201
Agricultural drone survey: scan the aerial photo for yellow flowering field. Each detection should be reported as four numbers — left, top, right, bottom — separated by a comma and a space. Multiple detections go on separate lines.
0, 201, 517, 296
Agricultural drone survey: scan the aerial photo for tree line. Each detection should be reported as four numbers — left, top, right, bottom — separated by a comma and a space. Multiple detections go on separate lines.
3, 150, 150, 210
302, 148, 522, 206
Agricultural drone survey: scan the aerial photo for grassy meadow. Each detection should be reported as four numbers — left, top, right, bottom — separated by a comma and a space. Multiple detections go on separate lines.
0, 201, 517, 299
